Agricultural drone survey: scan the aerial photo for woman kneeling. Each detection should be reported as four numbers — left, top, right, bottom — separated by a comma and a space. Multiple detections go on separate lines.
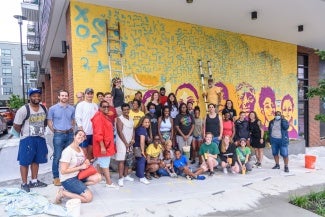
56, 130, 101, 204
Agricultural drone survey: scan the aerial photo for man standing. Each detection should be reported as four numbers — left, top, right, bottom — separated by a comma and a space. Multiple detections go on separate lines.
159, 87, 168, 106
75, 88, 98, 159
13, 88, 48, 192
269, 111, 290, 172
75, 92, 84, 107
203, 78, 221, 106
47, 90, 75, 186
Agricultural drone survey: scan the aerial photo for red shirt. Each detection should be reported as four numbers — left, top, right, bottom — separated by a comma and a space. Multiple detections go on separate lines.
222, 120, 234, 137
107, 106, 117, 125
160, 95, 168, 106
91, 111, 116, 157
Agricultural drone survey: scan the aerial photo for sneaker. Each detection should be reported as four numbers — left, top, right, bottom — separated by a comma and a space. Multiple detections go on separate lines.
256, 163, 262, 168
29, 180, 47, 188
231, 170, 236, 174
272, 164, 280, 169
21, 183, 30, 192
209, 171, 215, 176
284, 166, 289, 173
186, 175, 192, 180
105, 183, 119, 189
191, 160, 196, 164
223, 168, 228, 174
124, 175, 134, 182
118, 178, 124, 187
53, 178, 61, 186
196, 175, 206, 180
170, 173, 178, 178
139, 177, 150, 185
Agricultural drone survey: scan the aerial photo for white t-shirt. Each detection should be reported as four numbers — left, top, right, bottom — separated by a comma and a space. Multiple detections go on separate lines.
13, 104, 46, 138
75, 101, 98, 135
59, 146, 85, 182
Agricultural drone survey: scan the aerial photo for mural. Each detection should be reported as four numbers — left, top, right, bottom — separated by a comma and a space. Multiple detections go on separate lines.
69, 2, 298, 138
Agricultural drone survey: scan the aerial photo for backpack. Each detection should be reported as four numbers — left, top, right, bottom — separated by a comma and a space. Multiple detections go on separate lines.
21, 104, 48, 127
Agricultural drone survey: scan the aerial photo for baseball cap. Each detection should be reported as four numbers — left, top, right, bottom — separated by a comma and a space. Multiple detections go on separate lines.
84, 88, 94, 94
240, 138, 247, 142
28, 88, 41, 97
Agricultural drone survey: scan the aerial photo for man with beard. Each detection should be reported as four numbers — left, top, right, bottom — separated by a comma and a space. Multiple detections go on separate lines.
13, 88, 48, 192
47, 90, 75, 186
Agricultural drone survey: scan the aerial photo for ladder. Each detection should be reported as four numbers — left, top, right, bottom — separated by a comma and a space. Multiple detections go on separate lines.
105, 20, 125, 90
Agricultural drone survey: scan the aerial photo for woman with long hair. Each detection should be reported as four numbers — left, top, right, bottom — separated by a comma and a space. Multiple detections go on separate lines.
56, 130, 101, 204
222, 99, 237, 121
111, 77, 124, 116
219, 135, 239, 174
165, 93, 179, 119
148, 90, 162, 118
158, 106, 174, 146
248, 111, 265, 168
134, 116, 151, 184
204, 103, 223, 147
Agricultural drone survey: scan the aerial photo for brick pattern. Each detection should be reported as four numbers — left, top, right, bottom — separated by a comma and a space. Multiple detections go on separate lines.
49, 57, 65, 106
66, 6, 75, 105
298, 46, 325, 147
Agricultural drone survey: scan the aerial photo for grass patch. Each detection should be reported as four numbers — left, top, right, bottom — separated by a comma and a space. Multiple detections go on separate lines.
290, 190, 325, 216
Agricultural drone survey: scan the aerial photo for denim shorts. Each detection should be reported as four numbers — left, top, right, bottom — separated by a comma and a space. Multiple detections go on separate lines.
17, 136, 48, 166
96, 156, 111, 168
193, 135, 202, 141
270, 137, 288, 157
80, 135, 93, 148
61, 176, 87, 195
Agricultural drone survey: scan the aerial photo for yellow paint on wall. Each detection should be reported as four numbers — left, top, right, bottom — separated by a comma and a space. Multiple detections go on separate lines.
69, 1, 299, 137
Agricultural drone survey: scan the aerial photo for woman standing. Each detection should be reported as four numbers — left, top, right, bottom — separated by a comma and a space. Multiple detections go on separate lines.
56, 130, 101, 204
248, 111, 265, 168
148, 90, 162, 118
222, 111, 236, 142
134, 116, 151, 184
204, 103, 223, 147
158, 106, 174, 145
175, 103, 195, 153
222, 99, 237, 121
165, 93, 179, 119
115, 103, 135, 187
191, 106, 204, 164
111, 77, 124, 116
91, 101, 118, 188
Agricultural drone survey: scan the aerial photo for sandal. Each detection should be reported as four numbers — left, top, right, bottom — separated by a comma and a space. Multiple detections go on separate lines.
153, 173, 160, 179
55, 188, 64, 204
145, 173, 152, 180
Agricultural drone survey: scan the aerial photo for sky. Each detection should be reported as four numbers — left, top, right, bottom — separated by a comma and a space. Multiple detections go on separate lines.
0, 0, 27, 43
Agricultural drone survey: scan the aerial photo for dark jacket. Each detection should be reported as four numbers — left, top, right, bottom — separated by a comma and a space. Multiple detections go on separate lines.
268, 118, 289, 145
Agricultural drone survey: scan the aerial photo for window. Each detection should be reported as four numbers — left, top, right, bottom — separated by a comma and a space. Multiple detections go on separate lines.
2, 87, 13, 95
2, 68, 12, 76
2, 78, 12, 85
1, 49, 11, 57
1, 58, 11, 66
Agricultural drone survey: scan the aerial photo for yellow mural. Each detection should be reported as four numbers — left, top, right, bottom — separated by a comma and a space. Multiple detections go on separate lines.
69, 1, 298, 138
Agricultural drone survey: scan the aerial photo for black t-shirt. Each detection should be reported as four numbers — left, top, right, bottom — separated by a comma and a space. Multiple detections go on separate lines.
174, 113, 194, 136
145, 113, 158, 137
222, 108, 237, 121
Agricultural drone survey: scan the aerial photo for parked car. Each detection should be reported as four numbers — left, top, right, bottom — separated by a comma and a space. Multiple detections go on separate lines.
0, 107, 15, 126
0, 114, 8, 135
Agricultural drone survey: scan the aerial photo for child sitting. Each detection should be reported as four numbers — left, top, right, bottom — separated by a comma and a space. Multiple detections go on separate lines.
236, 138, 252, 173
173, 150, 205, 180
160, 150, 177, 177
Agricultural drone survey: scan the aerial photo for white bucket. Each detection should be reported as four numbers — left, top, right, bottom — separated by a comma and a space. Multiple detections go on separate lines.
66, 198, 81, 217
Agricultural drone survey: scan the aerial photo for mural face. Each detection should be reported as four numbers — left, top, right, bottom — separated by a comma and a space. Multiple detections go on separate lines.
69, 2, 298, 138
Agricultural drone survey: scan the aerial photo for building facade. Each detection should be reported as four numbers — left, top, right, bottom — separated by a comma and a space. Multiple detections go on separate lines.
21, 0, 325, 147
0, 42, 37, 106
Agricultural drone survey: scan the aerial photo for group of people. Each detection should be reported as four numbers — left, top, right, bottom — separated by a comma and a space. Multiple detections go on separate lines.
11, 77, 290, 204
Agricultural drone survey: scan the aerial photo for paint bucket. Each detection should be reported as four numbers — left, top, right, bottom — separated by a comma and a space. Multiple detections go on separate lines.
66, 198, 81, 217
305, 155, 316, 169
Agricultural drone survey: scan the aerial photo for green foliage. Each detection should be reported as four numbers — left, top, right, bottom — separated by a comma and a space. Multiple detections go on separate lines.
290, 190, 325, 216
306, 50, 325, 122
8, 94, 24, 109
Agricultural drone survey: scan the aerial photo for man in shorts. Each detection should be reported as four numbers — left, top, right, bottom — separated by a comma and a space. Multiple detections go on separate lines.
13, 88, 48, 192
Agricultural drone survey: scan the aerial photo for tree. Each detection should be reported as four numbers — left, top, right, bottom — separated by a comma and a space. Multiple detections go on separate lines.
8, 94, 24, 109
306, 50, 325, 122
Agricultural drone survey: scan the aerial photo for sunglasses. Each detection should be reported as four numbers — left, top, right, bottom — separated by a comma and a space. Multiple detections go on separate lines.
101, 106, 109, 109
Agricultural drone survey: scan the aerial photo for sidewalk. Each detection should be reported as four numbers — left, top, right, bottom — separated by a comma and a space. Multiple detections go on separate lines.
1, 147, 325, 217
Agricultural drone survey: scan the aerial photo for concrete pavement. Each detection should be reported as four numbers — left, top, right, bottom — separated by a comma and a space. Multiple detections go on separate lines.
0, 144, 325, 216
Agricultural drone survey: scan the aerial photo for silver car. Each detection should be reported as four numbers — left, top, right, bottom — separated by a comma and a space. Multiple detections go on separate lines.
0, 114, 8, 135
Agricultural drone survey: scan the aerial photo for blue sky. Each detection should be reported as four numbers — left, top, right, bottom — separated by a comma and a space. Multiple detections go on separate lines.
0, 0, 27, 43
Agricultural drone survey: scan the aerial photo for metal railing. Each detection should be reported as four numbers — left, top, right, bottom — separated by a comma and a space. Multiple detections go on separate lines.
27, 35, 40, 51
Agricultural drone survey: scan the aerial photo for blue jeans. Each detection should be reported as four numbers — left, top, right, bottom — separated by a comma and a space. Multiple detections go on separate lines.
135, 156, 146, 178
270, 137, 288, 158
52, 132, 74, 178
213, 137, 220, 148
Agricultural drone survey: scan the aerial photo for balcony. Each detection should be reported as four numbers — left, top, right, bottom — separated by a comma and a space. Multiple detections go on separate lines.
25, 35, 40, 61
27, 24, 36, 36
21, 0, 39, 22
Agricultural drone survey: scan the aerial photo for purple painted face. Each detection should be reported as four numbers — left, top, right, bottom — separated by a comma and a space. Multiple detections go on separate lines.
239, 92, 256, 115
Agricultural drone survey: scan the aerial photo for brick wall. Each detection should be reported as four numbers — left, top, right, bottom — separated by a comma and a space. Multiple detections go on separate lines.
43, 75, 51, 108
49, 57, 65, 106
298, 46, 325, 147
